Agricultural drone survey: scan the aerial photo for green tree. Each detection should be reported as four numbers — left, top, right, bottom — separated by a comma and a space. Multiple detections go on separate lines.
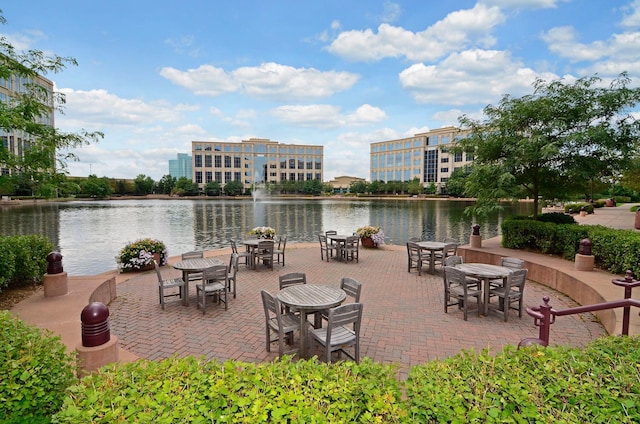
133, 174, 155, 195
407, 178, 423, 195
445, 168, 469, 197
80, 174, 112, 198
155, 174, 176, 195
349, 180, 369, 194
223, 180, 244, 196
424, 182, 437, 195
0, 12, 103, 196
303, 179, 324, 195
459, 73, 640, 218
112, 179, 134, 195
204, 181, 221, 196
174, 176, 199, 196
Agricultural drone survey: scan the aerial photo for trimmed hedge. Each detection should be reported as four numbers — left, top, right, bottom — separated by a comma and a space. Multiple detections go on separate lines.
405, 336, 640, 422
0, 235, 54, 290
53, 356, 406, 423
502, 217, 640, 276
0, 311, 76, 424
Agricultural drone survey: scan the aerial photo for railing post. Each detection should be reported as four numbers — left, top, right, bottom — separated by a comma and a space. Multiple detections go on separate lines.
519, 296, 554, 348
611, 270, 640, 336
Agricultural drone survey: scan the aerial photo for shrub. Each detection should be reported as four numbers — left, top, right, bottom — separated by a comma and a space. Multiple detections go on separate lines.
0, 311, 76, 423
0, 235, 53, 290
53, 356, 405, 423
564, 202, 594, 214
536, 212, 577, 225
404, 336, 640, 422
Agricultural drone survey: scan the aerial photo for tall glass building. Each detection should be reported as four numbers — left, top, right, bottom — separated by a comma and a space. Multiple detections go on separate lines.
168, 153, 192, 180
192, 138, 323, 189
370, 127, 473, 193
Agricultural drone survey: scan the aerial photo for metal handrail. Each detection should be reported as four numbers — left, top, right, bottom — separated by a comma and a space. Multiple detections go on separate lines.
519, 270, 640, 347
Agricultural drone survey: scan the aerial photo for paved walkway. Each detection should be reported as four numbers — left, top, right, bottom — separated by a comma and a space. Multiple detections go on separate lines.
9, 203, 638, 378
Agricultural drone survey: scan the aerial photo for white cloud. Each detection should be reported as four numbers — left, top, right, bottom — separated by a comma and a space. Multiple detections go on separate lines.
271, 104, 386, 128
399, 49, 557, 105
621, 0, 640, 28
0, 29, 46, 50
541, 26, 608, 62
326, 4, 505, 62
161, 62, 360, 101
480, 0, 569, 9
378, 2, 402, 23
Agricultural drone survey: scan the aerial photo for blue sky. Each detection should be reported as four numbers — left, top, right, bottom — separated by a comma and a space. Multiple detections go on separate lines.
2, 1, 640, 181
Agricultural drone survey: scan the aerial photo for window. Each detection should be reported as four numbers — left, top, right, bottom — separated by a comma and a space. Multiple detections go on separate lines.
269, 163, 276, 168
441, 157, 449, 163
194, 155, 202, 167
281, 173, 287, 181
280, 160, 287, 168
205, 155, 212, 167
454, 152, 463, 162
195, 171, 203, 183
234, 156, 241, 168
194, 144, 203, 151
372, 156, 378, 169
427, 136, 438, 146
315, 160, 321, 169
298, 173, 304, 181
440, 167, 449, 173
205, 171, 212, 183
224, 156, 231, 168
215, 172, 222, 182
204, 145, 212, 151
298, 160, 304, 169
315, 173, 321, 180
441, 136, 451, 144
307, 161, 313, 169
290, 172, 296, 181
234, 172, 241, 181
289, 159, 296, 169
306, 173, 312, 180
224, 172, 232, 183
214, 155, 221, 167
465, 152, 474, 161
424, 149, 438, 183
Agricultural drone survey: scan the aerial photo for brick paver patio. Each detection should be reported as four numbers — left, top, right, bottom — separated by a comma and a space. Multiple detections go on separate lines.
109, 243, 606, 377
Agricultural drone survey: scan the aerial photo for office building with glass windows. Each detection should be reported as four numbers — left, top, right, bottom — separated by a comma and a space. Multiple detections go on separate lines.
191, 138, 323, 189
168, 153, 192, 180
370, 126, 473, 193
0, 73, 54, 177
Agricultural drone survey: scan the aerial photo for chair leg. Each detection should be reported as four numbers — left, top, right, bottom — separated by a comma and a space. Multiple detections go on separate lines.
265, 326, 271, 352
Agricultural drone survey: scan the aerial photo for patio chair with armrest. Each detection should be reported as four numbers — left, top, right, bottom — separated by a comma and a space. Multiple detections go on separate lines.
254, 240, 275, 270
278, 272, 306, 289
181, 251, 204, 283
310, 302, 363, 364
317, 277, 362, 328
489, 257, 526, 289
261, 290, 301, 357
343, 235, 360, 262
230, 239, 251, 267
406, 242, 421, 273
274, 235, 288, 267
488, 268, 528, 321
318, 234, 338, 262
154, 260, 186, 310
444, 266, 482, 321
227, 253, 239, 298
196, 264, 228, 313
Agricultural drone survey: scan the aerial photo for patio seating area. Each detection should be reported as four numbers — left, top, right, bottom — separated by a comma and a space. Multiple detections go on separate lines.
106, 242, 605, 377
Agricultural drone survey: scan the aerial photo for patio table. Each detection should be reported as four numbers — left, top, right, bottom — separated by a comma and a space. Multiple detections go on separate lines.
277, 284, 346, 357
416, 241, 446, 273
244, 239, 275, 268
173, 257, 225, 306
327, 234, 350, 261
455, 263, 513, 315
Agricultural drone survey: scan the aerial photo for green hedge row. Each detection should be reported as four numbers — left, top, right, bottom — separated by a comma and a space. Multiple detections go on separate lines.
502, 217, 640, 276
405, 336, 640, 422
4, 308, 640, 423
53, 356, 406, 423
0, 235, 54, 290
0, 311, 75, 424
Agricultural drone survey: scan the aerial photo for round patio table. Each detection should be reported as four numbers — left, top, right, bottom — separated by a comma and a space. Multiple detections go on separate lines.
173, 258, 225, 306
456, 263, 512, 315
277, 284, 346, 357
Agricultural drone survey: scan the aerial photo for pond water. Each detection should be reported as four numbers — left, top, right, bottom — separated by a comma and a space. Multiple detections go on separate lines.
0, 198, 531, 276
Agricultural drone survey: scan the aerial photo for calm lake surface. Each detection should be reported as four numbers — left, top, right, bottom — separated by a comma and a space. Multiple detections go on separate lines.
0, 198, 530, 276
